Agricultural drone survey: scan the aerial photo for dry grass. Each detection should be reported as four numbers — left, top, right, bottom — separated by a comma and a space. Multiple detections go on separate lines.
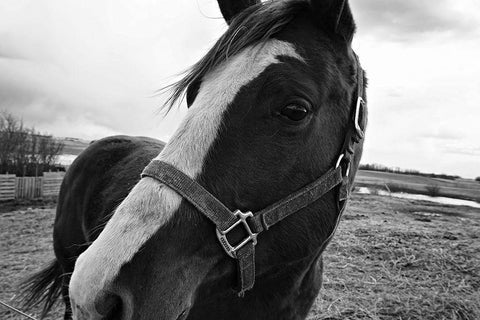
1, 194, 479, 320
308, 195, 480, 320
0, 203, 63, 320
356, 170, 480, 202
425, 184, 441, 197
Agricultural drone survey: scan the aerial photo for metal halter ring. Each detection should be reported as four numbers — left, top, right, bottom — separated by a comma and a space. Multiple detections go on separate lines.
216, 210, 258, 259
354, 97, 365, 139
335, 154, 351, 177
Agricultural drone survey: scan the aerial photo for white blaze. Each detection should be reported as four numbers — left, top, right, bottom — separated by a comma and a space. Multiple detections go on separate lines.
69, 39, 303, 319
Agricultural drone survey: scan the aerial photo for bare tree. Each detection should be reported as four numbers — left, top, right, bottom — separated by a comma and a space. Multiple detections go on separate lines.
0, 111, 65, 176
38, 133, 65, 166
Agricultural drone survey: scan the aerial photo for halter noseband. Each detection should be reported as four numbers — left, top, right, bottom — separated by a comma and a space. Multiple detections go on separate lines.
141, 54, 366, 296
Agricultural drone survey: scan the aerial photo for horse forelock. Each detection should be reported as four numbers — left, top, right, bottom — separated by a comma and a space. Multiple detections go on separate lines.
161, 0, 310, 111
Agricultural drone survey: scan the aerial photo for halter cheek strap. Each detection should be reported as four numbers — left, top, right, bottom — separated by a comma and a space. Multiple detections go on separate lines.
141, 54, 366, 296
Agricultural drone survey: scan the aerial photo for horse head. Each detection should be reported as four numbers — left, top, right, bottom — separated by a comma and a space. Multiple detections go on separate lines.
69, 0, 366, 319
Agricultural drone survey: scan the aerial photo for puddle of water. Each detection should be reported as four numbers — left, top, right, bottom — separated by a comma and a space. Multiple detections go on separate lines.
356, 187, 480, 209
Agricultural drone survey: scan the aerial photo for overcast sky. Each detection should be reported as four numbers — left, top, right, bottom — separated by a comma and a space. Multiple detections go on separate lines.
0, 0, 479, 178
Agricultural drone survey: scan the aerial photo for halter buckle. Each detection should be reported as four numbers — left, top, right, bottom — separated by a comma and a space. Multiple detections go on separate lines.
216, 210, 258, 259
354, 97, 365, 139
335, 154, 351, 177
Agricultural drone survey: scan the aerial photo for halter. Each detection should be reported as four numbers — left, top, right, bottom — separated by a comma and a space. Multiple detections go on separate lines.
142, 53, 366, 296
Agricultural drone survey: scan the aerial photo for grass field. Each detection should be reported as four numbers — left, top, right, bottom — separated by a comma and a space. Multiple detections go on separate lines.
356, 170, 480, 202
1, 194, 479, 320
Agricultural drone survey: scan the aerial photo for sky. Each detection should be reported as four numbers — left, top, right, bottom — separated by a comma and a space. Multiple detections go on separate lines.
0, 0, 479, 178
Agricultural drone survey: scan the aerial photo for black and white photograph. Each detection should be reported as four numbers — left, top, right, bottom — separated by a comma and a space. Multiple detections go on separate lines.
1, 0, 479, 319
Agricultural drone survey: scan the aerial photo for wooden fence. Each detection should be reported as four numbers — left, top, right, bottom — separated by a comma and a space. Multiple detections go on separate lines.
0, 174, 16, 201
16, 176, 43, 199
0, 172, 65, 201
42, 172, 65, 197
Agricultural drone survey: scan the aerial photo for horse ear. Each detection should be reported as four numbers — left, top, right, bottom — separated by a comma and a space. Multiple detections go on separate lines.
310, 0, 356, 43
217, 0, 261, 25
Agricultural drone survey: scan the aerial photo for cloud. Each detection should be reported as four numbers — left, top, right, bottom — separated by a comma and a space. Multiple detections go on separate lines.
0, 0, 224, 140
443, 144, 480, 157
420, 128, 463, 141
0, 0, 479, 178
351, 0, 480, 42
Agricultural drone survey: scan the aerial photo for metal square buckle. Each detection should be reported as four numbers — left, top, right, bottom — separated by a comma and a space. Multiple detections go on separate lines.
216, 210, 258, 259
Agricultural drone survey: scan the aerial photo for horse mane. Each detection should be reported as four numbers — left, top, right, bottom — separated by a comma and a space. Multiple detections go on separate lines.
161, 0, 309, 112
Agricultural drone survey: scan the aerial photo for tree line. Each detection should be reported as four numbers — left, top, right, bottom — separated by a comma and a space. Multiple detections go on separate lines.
0, 111, 64, 176
359, 163, 461, 181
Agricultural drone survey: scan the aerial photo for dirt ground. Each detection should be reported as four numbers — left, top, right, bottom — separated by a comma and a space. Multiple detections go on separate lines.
1, 194, 479, 320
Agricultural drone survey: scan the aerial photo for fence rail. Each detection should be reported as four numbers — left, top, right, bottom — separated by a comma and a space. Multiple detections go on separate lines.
0, 172, 65, 201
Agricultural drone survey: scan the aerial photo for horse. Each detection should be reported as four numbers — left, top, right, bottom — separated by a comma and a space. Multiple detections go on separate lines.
20, 0, 367, 319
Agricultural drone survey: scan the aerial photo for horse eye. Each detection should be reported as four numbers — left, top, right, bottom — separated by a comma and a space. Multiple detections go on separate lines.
280, 104, 309, 121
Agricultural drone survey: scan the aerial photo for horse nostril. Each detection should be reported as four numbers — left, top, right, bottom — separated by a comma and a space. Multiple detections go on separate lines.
95, 292, 123, 319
